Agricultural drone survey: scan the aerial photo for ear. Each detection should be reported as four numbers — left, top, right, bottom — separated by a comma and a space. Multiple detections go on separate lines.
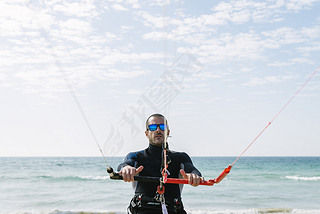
167, 130, 170, 136
145, 130, 149, 138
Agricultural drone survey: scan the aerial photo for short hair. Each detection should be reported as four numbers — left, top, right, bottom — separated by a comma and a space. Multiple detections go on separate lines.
146, 113, 169, 130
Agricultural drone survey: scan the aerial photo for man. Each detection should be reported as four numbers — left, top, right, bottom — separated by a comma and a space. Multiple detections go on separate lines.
118, 113, 203, 214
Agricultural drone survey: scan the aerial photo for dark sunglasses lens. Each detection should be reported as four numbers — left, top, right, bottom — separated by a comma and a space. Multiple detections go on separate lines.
159, 124, 165, 131
148, 124, 157, 131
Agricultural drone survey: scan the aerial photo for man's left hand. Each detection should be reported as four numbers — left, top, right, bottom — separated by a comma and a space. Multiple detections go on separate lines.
180, 169, 204, 187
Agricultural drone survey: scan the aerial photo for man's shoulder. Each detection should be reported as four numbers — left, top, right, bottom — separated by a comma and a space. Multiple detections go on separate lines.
169, 150, 189, 158
169, 150, 184, 154
125, 149, 145, 159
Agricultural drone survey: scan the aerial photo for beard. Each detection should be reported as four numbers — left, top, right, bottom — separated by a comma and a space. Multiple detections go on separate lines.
150, 133, 164, 146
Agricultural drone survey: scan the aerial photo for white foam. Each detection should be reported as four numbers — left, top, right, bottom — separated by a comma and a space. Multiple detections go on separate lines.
2, 209, 320, 214
78, 175, 109, 180
187, 208, 320, 214
285, 176, 320, 181
188, 209, 261, 214
292, 209, 320, 214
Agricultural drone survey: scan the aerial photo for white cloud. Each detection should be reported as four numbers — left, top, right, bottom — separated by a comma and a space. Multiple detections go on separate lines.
189, 32, 265, 63
262, 27, 306, 45
286, 0, 319, 11
101, 68, 150, 79
208, 0, 320, 26
11, 63, 108, 94
210, 0, 282, 24
297, 42, 320, 52
172, 29, 266, 63
138, 11, 173, 28
143, 31, 166, 41
148, 0, 171, 6
199, 13, 228, 26
261, 26, 320, 56
112, 4, 128, 11
58, 18, 93, 35
0, 2, 54, 36
126, 0, 140, 8
195, 72, 224, 79
99, 52, 164, 65
301, 26, 320, 40
230, 9, 251, 24
0, 72, 7, 81
268, 62, 295, 67
249, 90, 284, 95
45, 18, 95, 46
243, 75, 297, 86
127, 88, 143, 95
143, 31, 179, 41
52, 1, 98, 17
290, 57, 315, 65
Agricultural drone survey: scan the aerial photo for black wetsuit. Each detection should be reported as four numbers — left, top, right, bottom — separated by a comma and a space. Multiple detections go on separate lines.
118, 143, 201, 214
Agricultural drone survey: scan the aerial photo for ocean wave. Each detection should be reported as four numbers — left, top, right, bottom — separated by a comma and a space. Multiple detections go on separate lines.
188, 209, 294, 214
38, 175, 109, 181
284, 176, 320, 181
79, 175, 109, 180
0, 211, 124, 214
2, 209, 320, 214
190, 209, 320, 214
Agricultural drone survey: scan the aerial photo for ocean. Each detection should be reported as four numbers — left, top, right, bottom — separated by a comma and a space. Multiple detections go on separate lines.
0, 156, 319, 214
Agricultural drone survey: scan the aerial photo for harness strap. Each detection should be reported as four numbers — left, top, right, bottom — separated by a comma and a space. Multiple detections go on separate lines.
128, 194, 184, 214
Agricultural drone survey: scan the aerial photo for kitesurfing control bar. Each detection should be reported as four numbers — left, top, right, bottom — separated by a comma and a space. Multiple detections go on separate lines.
107, 165, 232, 186
163, 165, 232, 185
213, 165, 232, 183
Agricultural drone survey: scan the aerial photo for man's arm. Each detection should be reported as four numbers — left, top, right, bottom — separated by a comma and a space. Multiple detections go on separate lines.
117, 152, 144, 182
179, 152, 204, 187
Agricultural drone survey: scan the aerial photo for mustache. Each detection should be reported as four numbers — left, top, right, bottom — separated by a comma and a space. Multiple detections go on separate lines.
155, 133, 163, 137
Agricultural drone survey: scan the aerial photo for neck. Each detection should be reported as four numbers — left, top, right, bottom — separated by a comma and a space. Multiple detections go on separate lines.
148, 142, 169, 150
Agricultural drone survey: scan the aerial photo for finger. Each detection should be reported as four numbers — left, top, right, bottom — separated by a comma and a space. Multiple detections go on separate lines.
127, 168, 131, 181
130, 168, 135, 182
126, 169, 132, 182
200, 177, 205, 184
122, 169, 129, 182
189, 174, 194, 185
119, 166, 127, 175
119, 167, 129, 181
190, 174, 195, 186
180, 169, 188, 179
135, 166, 144, 174
193, 175, 200, 186
126, 168, 133, 182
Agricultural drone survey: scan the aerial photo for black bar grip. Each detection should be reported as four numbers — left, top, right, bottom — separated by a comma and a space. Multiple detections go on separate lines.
107, 167, 160, 183
109, 172, 161, 183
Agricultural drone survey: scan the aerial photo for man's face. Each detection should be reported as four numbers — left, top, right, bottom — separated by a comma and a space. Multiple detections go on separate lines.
145, 116, 170, 146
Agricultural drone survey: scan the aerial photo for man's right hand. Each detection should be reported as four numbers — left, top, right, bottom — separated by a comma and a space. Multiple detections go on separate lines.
119, 165, 144, 182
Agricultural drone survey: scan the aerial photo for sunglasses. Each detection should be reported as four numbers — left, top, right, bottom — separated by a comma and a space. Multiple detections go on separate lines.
148, 124, 167, 131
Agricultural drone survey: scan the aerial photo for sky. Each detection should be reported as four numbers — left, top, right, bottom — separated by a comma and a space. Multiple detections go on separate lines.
0, 0, 320, 157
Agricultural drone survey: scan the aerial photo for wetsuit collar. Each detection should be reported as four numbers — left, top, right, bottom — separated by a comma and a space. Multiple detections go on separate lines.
147, 143, 169, 156
147, 143, 163, 154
